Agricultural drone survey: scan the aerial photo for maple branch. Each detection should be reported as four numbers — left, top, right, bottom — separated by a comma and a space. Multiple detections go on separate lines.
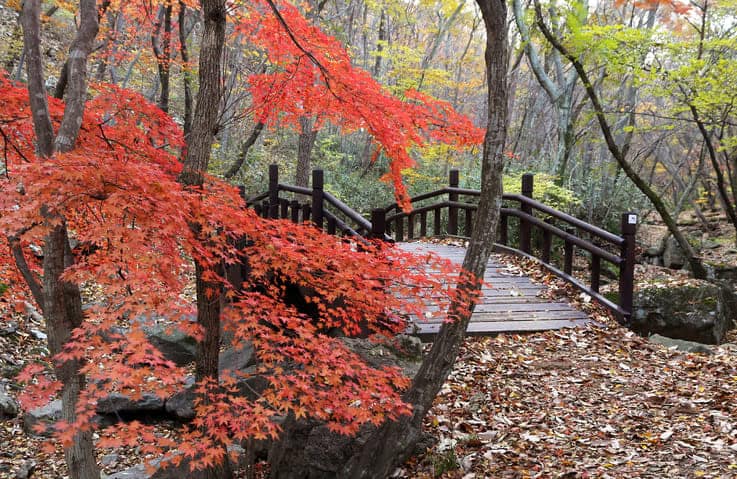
7, 234, 45, 311
262, 0, 343, 102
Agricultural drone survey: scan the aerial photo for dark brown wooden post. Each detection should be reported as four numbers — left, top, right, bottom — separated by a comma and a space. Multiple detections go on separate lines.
407, 213, 415, 239
520, 173, 533, 253
396, 216, 404, 242
327, 216, 337, 235
619, 212, 637, 324
268, 164, 279, 219
302, 203, 311, 221
280, 198, 289, 218
564, 227, 574, 276
434, 207, 441, 236
238, 185, 246, 201
464, 208, 473, 237
371, 208, 386, 240
311, 169, 324, 229
420, 211, 427, 237
290, 200, 300, 223
448, 169, 459, 236
499, 213, 508, 245
541, 218, 552, 263
591, 255, 601, 293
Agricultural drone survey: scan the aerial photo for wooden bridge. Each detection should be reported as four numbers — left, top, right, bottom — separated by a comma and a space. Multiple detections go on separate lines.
245, 165, 637, 336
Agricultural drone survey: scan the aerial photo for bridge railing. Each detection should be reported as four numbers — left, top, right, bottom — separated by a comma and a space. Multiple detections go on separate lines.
244, 165, 637, 324
244, 164, 387, 241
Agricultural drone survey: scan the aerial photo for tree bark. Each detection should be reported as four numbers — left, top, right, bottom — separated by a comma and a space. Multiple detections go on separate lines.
152, 4, 173, 113
534, 1, 707, 279
295, 116, 318, 187
224, 122, 264, 179
338, 0, 509, 476
177, 1, 232, 476
19, 1, 102, 478
179, 1, 193, 143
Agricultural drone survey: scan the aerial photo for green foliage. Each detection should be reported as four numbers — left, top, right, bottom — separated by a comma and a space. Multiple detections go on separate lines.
0, 282, 8, 296
503, 172, 581, 212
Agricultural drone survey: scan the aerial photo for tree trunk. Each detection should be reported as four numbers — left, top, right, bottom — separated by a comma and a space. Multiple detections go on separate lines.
338, 0, 509, 476
179, 1, 193, 144
224, 122, 265, 179
152, 4, 173, 113
177, 1, 232, 476
534, 1, 707, 279
43, 219, 100, 479
19, 2, 101, 477
295, 116, 318, 188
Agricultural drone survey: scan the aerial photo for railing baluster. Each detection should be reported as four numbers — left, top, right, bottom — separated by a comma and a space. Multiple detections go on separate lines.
371, 208, 386, 240
542, 218, 552, 263
290, 200, 300, 223
408, 213, 415, 239
302, 203, 311, 222
280, 198, 289, 218
396, 217, 404, 242
261, 200, 269, 218
591, 255, 601, 293
311, 169, 324, 229
499, 213, 508, 245
434, 207, 441, 236
564, 232, 574, 276
268, 164, 279, 219
464, 208, 473, 237
619, 212, 637, 324
519, 173, 533, 253
327, 216, 337, 235
448, 169, 459, 235
420, 211, 427, 237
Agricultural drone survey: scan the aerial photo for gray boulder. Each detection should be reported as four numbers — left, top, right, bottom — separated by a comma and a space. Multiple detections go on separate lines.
165, 344, 261, 421
0, 383, 19, 418
142, 319, 198, 367
663, 236, 687, 269
97, 393, 165, 415
267, 336, 423, 478
633, 280, 734, 344
23, 399, 61, 437
107, 444, 246, 479
649, 334, 714, 354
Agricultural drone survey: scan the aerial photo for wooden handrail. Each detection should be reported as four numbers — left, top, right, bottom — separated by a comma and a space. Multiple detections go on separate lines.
244, 165, 637, 323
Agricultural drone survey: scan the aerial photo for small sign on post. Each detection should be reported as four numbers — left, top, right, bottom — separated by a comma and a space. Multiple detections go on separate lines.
628, 214, 637, 225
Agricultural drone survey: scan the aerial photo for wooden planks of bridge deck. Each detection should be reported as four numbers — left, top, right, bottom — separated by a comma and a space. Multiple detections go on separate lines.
398, 242, 594, 338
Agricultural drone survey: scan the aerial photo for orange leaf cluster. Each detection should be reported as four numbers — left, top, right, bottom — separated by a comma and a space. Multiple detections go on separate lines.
0, 72, 471, 470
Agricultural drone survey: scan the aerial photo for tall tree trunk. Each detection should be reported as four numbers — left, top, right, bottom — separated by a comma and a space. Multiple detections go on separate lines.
19, 1, 101, 478
338, 0, 509, 476
179, 1, 193, 143
224, 122, 264, 179
295, 116, 318, 187
43, 219, 100, 479
177, 0, 232, 476
152, 4, 173, 113
534, 0, 707, 279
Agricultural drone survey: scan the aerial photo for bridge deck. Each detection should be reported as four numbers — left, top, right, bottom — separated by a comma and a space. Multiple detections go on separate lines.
398, 242, 594, 337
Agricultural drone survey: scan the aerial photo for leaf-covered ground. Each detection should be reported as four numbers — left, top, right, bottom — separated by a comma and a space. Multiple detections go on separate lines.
2, 257, 737, 478
402, 259, 737, 479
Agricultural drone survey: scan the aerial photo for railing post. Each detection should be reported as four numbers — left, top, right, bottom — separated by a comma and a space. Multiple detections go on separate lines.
619, 212, 637, 324
499, 213, 508, 245
311, 169, 324, 229
448, 169, 459, 236
541, 218, 552, 263
520, 173, 533, 253
371, 208, 386, 240
268, 164, 279, 219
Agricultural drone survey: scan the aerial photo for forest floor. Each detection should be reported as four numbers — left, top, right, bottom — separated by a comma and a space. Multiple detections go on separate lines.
2, 254, 737, 479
